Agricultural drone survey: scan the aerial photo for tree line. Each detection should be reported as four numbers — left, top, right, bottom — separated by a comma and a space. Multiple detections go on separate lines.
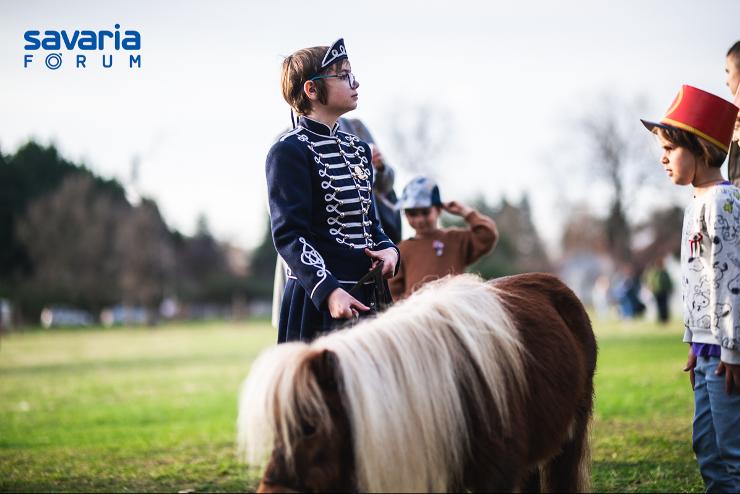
0, 141, 276, 325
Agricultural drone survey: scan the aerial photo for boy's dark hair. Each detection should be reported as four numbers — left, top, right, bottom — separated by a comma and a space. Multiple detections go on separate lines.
727, 41, 740, 66
281, 46, 346, 115
656, 126, 727, 168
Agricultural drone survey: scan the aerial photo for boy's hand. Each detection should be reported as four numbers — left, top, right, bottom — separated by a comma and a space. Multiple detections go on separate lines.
443, 201, 473, 217
364, 248, 398, 278
715, 361, 740, 394
370, 145, 385, 171
683, 347, 697, 390
327, 288, 369, 319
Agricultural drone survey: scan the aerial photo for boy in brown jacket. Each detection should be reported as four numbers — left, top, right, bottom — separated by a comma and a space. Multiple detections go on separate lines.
389, 177, 498, 300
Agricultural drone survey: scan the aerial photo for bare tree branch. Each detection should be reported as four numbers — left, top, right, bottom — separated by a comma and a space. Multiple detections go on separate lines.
386, 101, 454, 174
575, 92, 660, 263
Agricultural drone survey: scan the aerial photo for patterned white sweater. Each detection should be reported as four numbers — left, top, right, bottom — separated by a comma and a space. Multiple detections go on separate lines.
681, 183, 740, 364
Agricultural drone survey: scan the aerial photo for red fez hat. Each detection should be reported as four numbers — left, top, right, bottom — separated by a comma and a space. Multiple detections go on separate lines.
641, 85, 739, 153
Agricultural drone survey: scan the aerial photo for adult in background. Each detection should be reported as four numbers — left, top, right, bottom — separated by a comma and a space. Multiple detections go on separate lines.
725, 41, 740, 187
338, 118, 403, 244
645, 258, 673, 324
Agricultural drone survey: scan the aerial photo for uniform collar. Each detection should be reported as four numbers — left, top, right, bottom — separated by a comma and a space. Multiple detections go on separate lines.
299, 116, 340, 137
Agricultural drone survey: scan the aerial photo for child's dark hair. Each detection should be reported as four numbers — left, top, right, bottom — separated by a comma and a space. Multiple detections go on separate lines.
656, 126, 727, 168
727, 40, 740, 65
281, 47, 346, 115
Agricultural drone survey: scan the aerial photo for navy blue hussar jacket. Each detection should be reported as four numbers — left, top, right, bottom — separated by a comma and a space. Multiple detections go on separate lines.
266, 116, 399, 309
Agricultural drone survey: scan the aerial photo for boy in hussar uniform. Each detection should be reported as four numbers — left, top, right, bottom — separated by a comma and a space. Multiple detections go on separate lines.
266, 38, 399, 343
389, 177, 498, 300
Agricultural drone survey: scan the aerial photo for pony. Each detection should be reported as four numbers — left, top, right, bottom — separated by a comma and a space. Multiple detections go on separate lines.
237, 272, 597, 492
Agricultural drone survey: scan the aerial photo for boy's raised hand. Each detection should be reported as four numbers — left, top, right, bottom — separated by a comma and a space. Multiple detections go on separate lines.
443, 201, 473, 217
715, 361, 740, 394
370, 145, 385, 171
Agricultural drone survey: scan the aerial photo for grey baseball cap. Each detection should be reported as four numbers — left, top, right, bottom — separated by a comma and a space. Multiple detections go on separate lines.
397, 176, 442, 210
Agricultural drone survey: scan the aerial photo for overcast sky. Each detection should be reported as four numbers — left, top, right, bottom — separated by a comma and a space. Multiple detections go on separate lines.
1, 0, 738, 253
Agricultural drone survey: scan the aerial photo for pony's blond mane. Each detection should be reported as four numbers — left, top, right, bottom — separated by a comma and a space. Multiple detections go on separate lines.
237, 274, 527, 492
237, 344, 331, 469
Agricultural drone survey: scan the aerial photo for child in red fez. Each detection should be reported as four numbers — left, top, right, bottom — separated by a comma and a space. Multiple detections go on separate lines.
642, 85, 740, 492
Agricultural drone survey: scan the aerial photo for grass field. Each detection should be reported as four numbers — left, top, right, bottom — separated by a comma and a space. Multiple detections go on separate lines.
0, 317, 704, 492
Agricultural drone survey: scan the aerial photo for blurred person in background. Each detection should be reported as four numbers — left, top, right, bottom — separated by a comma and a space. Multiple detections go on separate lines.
613, 264, 646, 319
591, 274, 613, 320
645, 257, 674, 324
389, 177, 497, 301
725, 41, 740, 187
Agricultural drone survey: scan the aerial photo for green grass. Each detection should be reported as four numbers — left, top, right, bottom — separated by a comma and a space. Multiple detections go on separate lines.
0, 318, 704, 492
591, 320, 703, 492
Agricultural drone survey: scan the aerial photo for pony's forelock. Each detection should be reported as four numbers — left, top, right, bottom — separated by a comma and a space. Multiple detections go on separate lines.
237, 343, 331, 472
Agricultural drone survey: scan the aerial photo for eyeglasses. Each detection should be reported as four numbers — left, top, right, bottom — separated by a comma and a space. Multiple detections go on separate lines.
405, 208, 432, 217
310, 71, 357, 89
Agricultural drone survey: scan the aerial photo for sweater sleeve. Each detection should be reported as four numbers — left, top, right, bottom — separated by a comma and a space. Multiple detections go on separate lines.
706, 192, 740, 364
461, 210, 499, 265
388, 248, 406, 301
266, 140, 341, 310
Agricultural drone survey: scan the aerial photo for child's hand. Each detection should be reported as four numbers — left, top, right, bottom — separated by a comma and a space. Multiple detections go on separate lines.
715, 361, 740, 394
443, 201, 473, 217
683, 347, 697, 390
327, 288, 369, 319
364, 248, 398, 278
370, 145, 385, 171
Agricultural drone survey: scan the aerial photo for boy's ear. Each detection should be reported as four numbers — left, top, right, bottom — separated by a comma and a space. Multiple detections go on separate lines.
303, 80, 317, 101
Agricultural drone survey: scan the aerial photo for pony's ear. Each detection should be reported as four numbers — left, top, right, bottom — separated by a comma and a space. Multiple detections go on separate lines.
308, 349, 340, 392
